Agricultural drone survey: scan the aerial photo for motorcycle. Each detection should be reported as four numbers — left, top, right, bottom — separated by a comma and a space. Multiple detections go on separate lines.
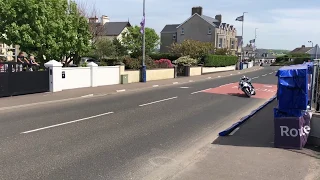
239, 79, 256, 97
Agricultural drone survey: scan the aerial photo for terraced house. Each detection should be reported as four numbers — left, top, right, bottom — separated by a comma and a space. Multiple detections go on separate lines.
160, 6, 240, 55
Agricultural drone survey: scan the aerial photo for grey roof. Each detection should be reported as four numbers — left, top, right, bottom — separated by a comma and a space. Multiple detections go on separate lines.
102, 22, 131, 36
160, 14, 235, 33
291, 46, 313, 54
201, 15, 219, 27
255, 49, 276, 59
161, 24, 179, 33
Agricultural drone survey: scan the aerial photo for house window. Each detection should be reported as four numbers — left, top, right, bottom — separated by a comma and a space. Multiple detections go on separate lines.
208, 27, 212, 35
231, 41, 234, 49
218, 38, 222, 48
173, 34, 176, 40
181, 28, 184, 35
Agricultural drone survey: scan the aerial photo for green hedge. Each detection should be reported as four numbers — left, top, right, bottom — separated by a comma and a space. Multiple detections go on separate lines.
149, 53, 181, 61
204, 55, 238, 67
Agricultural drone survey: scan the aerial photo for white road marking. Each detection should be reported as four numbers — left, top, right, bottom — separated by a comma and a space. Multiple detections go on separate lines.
173, 82, 179, 84
229, 127, 240, 135
269, 72, 273, 74
207, 77, 212, 79
116, 89, 126, 92
81, 94, 94, 98
139, 97, 178, 107
230, 74, 233, 75
180, 87, 189, 88
189, 80, 194, 82
21, 112, 114, 134
262, 74, 267, 76
152, 85, 159, 87
217, 76, 221, 78
191, 88, 211, 94
252, 76, 259, 79
238, 72, 241, 74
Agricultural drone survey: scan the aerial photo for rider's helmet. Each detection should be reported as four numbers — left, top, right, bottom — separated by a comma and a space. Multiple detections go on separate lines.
241, 75, 246, 79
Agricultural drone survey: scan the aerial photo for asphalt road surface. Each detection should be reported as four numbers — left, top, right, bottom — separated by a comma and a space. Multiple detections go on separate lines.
0, 66, 279, 180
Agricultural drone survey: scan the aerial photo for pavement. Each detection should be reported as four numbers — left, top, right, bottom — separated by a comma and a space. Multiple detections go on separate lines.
0, 66, 311, 180
170, 100, 320, 180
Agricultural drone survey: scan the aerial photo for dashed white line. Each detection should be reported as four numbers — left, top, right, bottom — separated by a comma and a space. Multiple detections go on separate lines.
252, 76, 259, 79
189, 80, 194, 82
262, 74, 267, 76
81, 94, 94, 98
152, 85, 159, 87
269, 72, 273, 74
230, 74, 233, 75
229, 127, 240, 135
207, 77, 212, 79
238, 72, 241, 74
139, 97, 178, 107
21, 112, 114, 134
173, 82, 179, 84
180, 87, 189, 88
191, 88, 211, 94
116, 89, 126, 92
217, 76, 221, 78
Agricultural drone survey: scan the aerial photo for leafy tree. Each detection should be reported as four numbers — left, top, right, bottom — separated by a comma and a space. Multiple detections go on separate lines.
95, 38, 115, 59
170, 39, 214, 59
112, 38, 127, 57
121, 25, 159, 57
214, 48, 231, 55
0, 0, 91, 65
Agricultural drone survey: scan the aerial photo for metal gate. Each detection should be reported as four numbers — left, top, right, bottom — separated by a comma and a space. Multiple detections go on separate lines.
0, 62, 49, 97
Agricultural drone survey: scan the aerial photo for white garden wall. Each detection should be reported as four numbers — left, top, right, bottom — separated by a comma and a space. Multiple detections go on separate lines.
62, 67, 91, 90
94, 66, 120, 86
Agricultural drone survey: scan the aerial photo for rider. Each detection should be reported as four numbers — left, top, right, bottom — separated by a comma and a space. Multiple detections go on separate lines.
240, 75, 252, 87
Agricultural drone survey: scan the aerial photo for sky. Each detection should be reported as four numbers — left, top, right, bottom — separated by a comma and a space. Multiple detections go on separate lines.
76, 0, 320, 50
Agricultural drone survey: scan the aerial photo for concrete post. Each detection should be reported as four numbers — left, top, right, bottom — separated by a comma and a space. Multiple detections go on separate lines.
87, 62, 98, 87
44, 60, 63, 92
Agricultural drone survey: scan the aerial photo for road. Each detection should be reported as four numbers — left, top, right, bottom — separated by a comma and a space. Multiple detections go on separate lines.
0, 66, 279, 180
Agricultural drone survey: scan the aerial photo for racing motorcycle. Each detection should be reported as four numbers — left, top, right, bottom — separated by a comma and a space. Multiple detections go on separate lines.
238, 78, 256, 97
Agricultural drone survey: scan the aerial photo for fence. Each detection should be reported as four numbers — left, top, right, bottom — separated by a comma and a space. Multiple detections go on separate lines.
0, 62, 49, 97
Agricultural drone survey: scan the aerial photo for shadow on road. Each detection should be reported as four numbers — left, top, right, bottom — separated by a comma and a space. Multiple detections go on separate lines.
212, 100, 320, 158
227, 93, 248, 98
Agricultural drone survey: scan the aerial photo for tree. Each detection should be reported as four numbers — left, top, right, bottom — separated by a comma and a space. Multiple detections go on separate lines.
121, 25, 159, 57
95, 38, 115, 59
112, 38, 127, 57
77, 1, 104, 47
0, 0, 91, 65
170, 39, 214, 59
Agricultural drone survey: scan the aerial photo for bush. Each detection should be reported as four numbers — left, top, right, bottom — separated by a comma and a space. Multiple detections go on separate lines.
149, 53, 180, 61
204, 55, 238, 67
169, 39, 214, 59
123, 57, 140, 70
137, 55, 157, 69
174, 56, 198, 66
154, 59, 173, 68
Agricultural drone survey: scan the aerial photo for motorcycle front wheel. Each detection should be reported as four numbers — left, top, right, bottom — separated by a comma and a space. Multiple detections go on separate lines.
244, 88, 251, 97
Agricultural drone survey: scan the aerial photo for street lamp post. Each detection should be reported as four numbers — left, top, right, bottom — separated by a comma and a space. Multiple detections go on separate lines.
141, 0, 146, 82
308, 41, 313, 47
240, 12, 248, 65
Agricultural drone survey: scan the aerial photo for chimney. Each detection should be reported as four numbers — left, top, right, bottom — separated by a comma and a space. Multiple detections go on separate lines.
89, 16, 98, 23
192, 6, 203, 16
215, 14, 222, 22
302, 45, 305, 48
101, 15, 110, 25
